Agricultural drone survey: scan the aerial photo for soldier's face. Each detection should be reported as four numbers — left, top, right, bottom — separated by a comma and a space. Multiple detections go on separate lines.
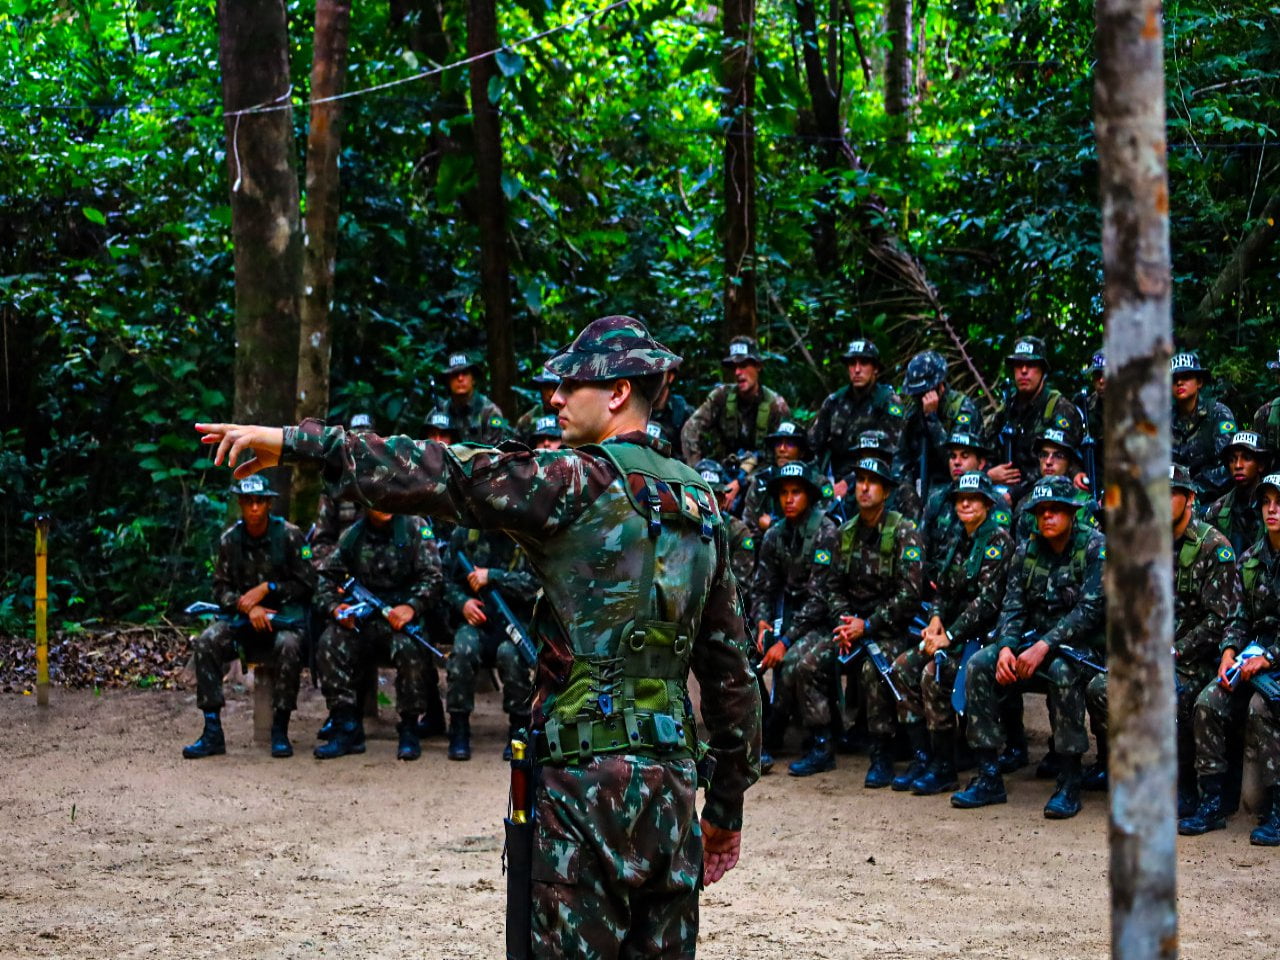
1262, 490, 1280, 533
1170, 490, 1193, 526
1092, 372, 1106, 396
535, 437, 563, 451
550, 378, 617, 445
1037, 444, 1070, 478
726, 360, 760, 394
448, 371, 475, 396
426, 428, 456, 444
367, 509, 394, 527
854, 473, 889, 510
1033, 503, 1072, 540
1230, 450, 1261, 485
777, 480, 811, 519
948, 447, 984, 477
773, 439, 802, 465
846, 359, 877, 389
953, 492, 990, 528
237, 495, 272, 532
1012, 362, 1044, 395
1171, 373, 1201, 402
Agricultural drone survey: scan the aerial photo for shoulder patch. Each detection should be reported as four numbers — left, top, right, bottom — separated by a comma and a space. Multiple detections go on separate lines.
957, 413, 972, 425
994, 510, 1011, 526
1219, 420, 1236, 435
888, 404, 904, 417
421, 523, 434, 539
903, 546, 922, 561
489, 415, 505, 428
985, 544, 1003, 560
1098, 546, 1106, 560
1055, 415, 1070, 429
300, 544, 313, 560
821, 483, 834, 499
813, 548, 832, 566
743, 537, 755, 551
1216, 545, 1236, 563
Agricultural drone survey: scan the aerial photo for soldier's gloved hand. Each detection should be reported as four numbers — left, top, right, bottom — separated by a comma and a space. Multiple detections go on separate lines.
249, 605, 275, 633
463, 598, 488, 626
700, 821, 742, 884
1014, 640, 1050, 681
238, 582, 270, 614
995, 646, 1019, 686
387, 604, 415, 631
1217, 650, 1238, 688
988, 463, 1021, 486
1240, 653, 1273, 683
760, 641, 787, 671
333, 603, 356, 629
466, 567, 490, 591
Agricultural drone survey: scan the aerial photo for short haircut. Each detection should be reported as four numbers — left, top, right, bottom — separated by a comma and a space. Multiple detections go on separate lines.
624, 372, 666, 412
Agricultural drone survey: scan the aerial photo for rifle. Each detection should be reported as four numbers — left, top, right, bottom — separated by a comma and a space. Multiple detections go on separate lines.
754, 594, 787, 706
184, 600, 305, 633
503, 731, 537, 960
1224, 642, 1280, 706
330, 575, 447, 660
1013, 631, 1107, 675
456, 552, 539, 668
918, 409, 930, 507
837, 621, 903, 702
1074, 388, 1100, 500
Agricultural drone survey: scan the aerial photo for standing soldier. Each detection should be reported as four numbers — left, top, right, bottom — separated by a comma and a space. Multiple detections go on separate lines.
312, 509, 444, 761
1251, 351, 1280, 453
1079, 349, 1105, 489
444, 525, 539, 761
809, 339, 906, 498
433, 350, 510, 445
514, 369, 561, 442
197, 316, 761, 954
1203, 430, 1269, 554
1171, 350, 1236, 503
647, 367, 693, 461
183, 474, 316, 759
892, 349, 984, 504
1182, 472, 1280, 843
952, 475, 1105, 819
895, 472, 1013, 794
828, 457, 925, 787
985, 336, 1084, 506
741, 421, 811, 536
681, 335, 791, 477
749, 462, 840, 776
311, 412, 376, 564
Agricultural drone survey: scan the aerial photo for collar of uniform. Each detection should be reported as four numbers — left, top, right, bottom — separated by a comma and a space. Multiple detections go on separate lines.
602, 430, 672, 458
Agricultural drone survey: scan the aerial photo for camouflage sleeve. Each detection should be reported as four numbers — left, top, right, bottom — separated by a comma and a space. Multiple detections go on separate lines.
748, 527, 785, 627
995, 540, 1031, 649
953, 394, 984, 439
213, 531, 239, 609
1200, 401, 1238, 493
314, 529, 355, 614
881, 387, 907, 450
792, 521, 838, 636
1051, 393, 1085, 439
690, 523, 761, 831
488, 557, 541, 605
406, 520, 444, 616
888, 403, 919, 481
729, 525, 757, 588
278, 524, 317, 606
1176, 540, 1241, 664
948, 528, 1012, 642
1041, 534, 1106, 651
310, 495, 341, 563
284, 419, 611, 537
680, 388, 722, 464
984, 405, 1010, 464
475, 401, 514, 446
866, 520, 924, 636
740, 474, 770, 537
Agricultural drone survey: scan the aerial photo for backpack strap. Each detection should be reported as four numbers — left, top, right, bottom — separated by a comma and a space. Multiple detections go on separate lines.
879, 511, 903, 580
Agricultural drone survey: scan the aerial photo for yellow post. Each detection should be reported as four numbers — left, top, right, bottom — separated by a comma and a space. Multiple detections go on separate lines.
35, 516, 49, 707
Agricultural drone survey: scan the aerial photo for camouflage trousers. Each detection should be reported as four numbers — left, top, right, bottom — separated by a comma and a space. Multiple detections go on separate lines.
192, 620, 303, 714
893, 644, 964, 732
1194, 678, 1280, 785
531, 755, 700, 959
964, 644, 1091, 755
316, 618, 435, 715
859, 636, 911, 736
1087, 663, 1212, 765
777, 630, 836, 729
446, 622, 533, 716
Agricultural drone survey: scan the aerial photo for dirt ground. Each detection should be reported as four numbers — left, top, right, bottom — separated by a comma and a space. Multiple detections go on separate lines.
2, 678, 1275, 959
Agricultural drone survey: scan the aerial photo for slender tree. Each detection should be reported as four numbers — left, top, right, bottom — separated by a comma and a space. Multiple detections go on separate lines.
723, 0, 758, 340
1096, 0, 1178, 957
885, 0, 913, 138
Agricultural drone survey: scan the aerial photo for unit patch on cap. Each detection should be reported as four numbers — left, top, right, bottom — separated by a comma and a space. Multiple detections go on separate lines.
780, 463, 805, 478
857, 458, 882, 472
1262, 473, 1280, 488
700, 470, 720, 484
646, 422, 662, 438
1015, 341, 1035, 354
429, 412, 451, 428
535, 416, 558, 434
849, 340, 867, 352
777, 422, 799, 435
1033, 484, 1052, 500
241, 476, 266, 494
449, 353, 469, 367
729, 341, 749, 356
349, 413, 373, 429
1170, 353, 1197, 369
1044, 428, 1066, 445
957, 473, 982, 491
1232, 431, 1261, 447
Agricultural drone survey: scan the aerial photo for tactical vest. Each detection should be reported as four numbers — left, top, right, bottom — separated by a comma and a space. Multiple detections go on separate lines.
941, 515, 1001, 583
1243, 555, 1263, 595
537, 441, 721, 766
723, 384, 779, 450
342, 515, 419, 599
465, 526, 525, 572
1022, 524, 1091, 593
840, 511, 905, 580
231, 516, 288, 589
1175, 521, 1215, 595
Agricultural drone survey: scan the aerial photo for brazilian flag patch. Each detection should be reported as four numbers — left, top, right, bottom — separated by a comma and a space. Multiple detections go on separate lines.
1056, 415, 1071, 429
985, 545, 1003, 560
743, 537, 755, 551
490, 415, 504, 428
889, 404, 903, 416
903, 546, 922, 561
1219, 420, 1236, 435
1099, 546, 1107, 560
1217, 545, 1235, 563
994, 510, 1011, 526
814, 549, 832, 565
421, 523, 434, 539
300, 544, 313, 560
957, 413, 971, 425
821, 483, 834, 499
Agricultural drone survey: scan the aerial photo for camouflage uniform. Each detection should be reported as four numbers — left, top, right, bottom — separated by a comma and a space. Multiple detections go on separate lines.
433, 390, 510, 446
1253, 396, 1280, 457
444, 526, 538, 717
891, 350, 984, 502
311, 493, 365, 565
844, 431, 920, 521
809, 387, 905, 485
648, 391, 693, 461
1171, 352, 1236, 502
1204, 484, 1265, 556
695, 460, 757, 589
192, 515, 316, 715
680, 384, 790, 467
314, 514, 444, 716
281, 316, 759, 958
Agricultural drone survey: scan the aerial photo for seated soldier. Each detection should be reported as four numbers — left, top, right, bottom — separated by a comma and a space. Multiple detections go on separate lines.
696, 459, 758, 589
1087, 464, 1239, 809
312, 509, 444, 761
1012, 427, 1098, 539
894, 472, 1013, 795
749, 462, 839, 775
920, 432, 1010, 585
311, 412, 376, 564
742, 421, 812, 535
183, 474, 316, 759
1203, 430, 1270, 554
829, 457, 925, 786
1182, 471, 1280, 844
515, 369, 561, 442
846, 430, 921, 520
445, 525, 539, 760
529, 414, 564, 452
952, 475, 1105, 819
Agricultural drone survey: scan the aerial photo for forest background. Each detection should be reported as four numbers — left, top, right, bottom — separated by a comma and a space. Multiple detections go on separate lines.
0, 0, 1276, 632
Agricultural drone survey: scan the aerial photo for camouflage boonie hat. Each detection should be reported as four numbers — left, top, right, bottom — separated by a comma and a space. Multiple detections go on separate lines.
903, 350, 947, 396
348, 412, 375, 431
694, 458, 730, 492
721, 336, 765, 366
767, 460, 826, 500
852, 456, 898, 487
1170, 351, 1208, 378
841, 338, 882, 367
544, 316, 682, 381
442, 351, 482, 376
425, 410, 460, 438
1170, 463, 1198, 494
531, 414, 562, 439
857, 429, 891, 454
1035, 426, 1081, 462
951, 470, 1000, 505
1256, 473, 1280, 501
1222, 430, 1267, 460
946, 430, 990, 457
1007, 336, 1050, 370
230, 474, 278, 497
1087, 350, 1106, 375
766, 420, 809, 450
1024, 475, 1080, 510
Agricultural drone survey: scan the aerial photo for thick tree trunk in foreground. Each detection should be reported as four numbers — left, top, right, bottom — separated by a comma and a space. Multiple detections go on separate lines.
723, 0, 758, 341
1096, 0, 1178, 957
218, 0, 302, 508
885, 0, 913, 137
467, 0, 515, 416
293, 0, 352, 524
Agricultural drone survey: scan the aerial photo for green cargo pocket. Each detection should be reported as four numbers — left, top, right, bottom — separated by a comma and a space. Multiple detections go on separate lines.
531, 837, 580, 886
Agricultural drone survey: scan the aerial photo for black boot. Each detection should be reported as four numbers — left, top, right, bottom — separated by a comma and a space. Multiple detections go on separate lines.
416, 691, 447, 738
397, 712, 422, 761
313, 709, 366, 759
1044, 754, 1084, 819
864, 735, 894, 789
913, 731, 959, 795
788, 729, 835, 777
1034, 748, 1063, 780
270, 710, 293, 758
999, 695, 1028, 773
1083, 735, 1108, 791
502, 714, 530, 761
1250, 786, 1280, 846
1178, 773, 1227, 835
1177, 760, 1200, 819
892, 725, 931, 791
448, 712, 472, 761
316, 715, 336, 741
182, 711, 226, 759
951, 749, 1007, 808
760, 749, 775, 775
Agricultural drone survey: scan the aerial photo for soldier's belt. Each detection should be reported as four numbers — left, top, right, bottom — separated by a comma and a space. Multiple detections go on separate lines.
536, 710, 694, 766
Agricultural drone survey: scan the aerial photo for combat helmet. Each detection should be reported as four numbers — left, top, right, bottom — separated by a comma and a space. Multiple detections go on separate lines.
1024, 475, 1080, 511
425, 409, 460, 442
945, 430, 990, 458
348, 412, 376, 432
722, 336, 765, 367
442, 351, 482, 376
1170, 351, 1208, 379
1087, 350, 1106, 376
1170, 463, 1198, 495
903, 350, 947, 397
851, 456, 899, 488
544, 316, 682, 381
766, 420, 810, 452
1222, 430, 1268, 463
694, 459, 731, 493
1007, 336, 1050, 370
767, 460, 826, 501
841, 338, 882, 368
531, 414, 562, 440
951, 470, 1000, 505
1034, 426, 1082, 463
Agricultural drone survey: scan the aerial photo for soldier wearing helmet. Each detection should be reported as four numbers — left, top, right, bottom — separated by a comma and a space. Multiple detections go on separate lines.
431, 350, 511, 445
1203, 430, 1271, 553
1171, 350, 1236, 502
892, 350, 983, 505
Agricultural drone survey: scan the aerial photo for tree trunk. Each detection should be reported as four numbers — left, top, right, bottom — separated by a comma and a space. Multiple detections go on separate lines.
218, 0, 303, 510
467, 0, 515, 415
723, 0, 758, 341
1095, 0, 1178, 957
885, 0, 913, 137
1189, 188, 1280, 326
293, 0, 352, 525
